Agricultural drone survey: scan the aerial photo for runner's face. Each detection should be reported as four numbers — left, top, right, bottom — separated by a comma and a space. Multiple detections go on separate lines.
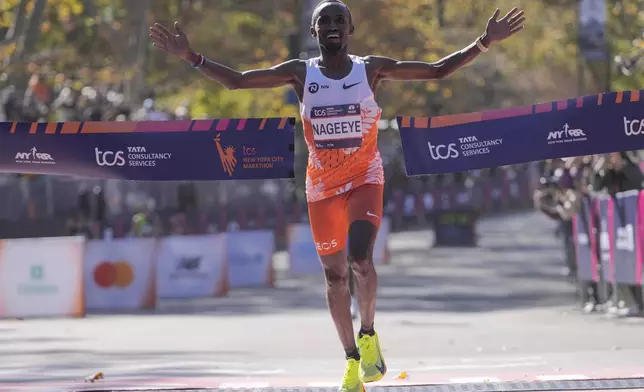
312, 3, 353, 54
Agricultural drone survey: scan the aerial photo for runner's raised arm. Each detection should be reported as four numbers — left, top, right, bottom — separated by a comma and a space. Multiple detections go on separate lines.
149, 22, 304, 91
367, 8, 525, 83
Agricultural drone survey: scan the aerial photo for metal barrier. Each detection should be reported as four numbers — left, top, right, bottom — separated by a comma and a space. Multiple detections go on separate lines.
572, 190, 644, 312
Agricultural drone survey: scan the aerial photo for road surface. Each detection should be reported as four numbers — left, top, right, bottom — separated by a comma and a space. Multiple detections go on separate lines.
1, 212, 643, 392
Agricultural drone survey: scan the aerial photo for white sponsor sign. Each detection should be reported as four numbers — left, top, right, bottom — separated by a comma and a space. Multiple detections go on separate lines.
0, 236, 84, 318
84, 238, 158, 311
288, 218, 391, 276
156, 235, 226, 299
227, 231, 275, 288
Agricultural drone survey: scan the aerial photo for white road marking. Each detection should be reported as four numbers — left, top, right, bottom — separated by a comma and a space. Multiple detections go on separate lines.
218, 382, 272, 388
308, 381, 339, 387
449, 377, 502, 383
388, 360, 546, 373
536, 374, 590, 381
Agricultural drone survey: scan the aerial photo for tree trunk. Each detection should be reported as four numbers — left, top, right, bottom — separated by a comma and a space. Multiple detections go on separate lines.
123, 0, 152, 105
6, 0, 47, 100
2, 0, 30, 44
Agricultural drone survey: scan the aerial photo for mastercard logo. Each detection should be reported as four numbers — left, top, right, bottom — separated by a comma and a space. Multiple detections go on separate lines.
93, 260, 134, 288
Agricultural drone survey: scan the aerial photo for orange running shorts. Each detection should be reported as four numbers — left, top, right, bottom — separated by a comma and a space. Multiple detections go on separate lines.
307, 184, 384, 256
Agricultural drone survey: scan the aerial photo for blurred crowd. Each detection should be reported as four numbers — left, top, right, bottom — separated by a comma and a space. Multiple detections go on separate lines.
533, 152, 644, 317
0, 72, 189, 123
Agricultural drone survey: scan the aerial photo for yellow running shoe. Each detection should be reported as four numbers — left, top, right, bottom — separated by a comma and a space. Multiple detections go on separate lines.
357, 332, 387, 383
339, 358, 365, 392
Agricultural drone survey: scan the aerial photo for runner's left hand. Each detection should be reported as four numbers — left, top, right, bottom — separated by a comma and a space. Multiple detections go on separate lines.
484, 8, 525, 44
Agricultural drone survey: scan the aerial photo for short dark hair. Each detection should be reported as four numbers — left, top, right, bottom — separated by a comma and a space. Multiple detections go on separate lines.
311, 0, 352, 27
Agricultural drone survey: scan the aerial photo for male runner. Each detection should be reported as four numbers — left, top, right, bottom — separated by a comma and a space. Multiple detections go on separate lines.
149, 2, 524, 391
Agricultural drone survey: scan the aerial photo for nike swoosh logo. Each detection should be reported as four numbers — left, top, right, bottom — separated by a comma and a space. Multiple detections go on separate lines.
375, 358, 386, 374
343, 82, 361, 90
367, 211, 379, 219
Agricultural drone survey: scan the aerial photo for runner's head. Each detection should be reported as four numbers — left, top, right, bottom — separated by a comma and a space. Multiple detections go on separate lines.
311, 0, 354, 55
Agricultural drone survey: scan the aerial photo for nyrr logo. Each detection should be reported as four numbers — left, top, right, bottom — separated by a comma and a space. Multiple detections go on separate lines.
623, 117, 644, 136
427, 142, 459, 160
15, 147, 55, 164
547, 123, 586, 144
214, 134, 238, 176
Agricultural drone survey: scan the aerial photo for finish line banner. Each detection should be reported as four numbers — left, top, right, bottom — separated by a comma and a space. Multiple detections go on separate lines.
0, 118, 296, 181
397, 90, 644, 176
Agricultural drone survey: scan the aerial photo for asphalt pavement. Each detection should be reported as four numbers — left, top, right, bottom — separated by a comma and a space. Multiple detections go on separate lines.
1, 211, 644, 392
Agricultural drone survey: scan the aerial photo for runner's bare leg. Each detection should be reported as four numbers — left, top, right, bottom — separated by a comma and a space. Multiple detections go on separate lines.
321, 249, 358, 353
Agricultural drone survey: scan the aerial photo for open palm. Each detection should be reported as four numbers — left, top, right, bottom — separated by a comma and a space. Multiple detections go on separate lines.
149, 22, 191, 58
485, 8, 525, 44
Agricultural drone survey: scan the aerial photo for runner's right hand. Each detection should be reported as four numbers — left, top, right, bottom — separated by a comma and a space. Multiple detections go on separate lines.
149, 22, 191, 60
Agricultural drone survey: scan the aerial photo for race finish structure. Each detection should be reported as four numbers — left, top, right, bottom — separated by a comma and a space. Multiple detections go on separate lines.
0, 117, 296, 181
398, 89, 644, 176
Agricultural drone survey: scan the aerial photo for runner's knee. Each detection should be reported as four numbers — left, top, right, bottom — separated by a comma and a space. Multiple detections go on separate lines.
348, 220, 376, 263
322, 256, 349, 287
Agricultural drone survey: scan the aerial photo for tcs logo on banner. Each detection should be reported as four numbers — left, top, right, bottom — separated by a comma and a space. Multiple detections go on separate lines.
95, 148, 126, 167
93, 260, 134, 288
624, 117, 644, 136
428, 142, 459, 160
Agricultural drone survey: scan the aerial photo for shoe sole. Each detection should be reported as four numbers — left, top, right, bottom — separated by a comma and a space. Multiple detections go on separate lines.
360, 365, 387, 383
361, 373, 385, 383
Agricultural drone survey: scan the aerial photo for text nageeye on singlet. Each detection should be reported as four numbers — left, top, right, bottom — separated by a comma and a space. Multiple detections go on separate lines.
310, 104, 363, 149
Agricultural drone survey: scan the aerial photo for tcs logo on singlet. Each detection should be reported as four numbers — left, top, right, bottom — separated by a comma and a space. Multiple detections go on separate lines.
93, 260, 134, 288
316, 239, 338, 251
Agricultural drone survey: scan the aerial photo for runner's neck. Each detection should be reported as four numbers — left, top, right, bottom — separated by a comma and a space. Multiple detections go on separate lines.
319, 50, 352, 75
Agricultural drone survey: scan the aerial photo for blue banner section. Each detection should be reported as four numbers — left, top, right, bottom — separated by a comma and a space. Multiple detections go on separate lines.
0, 118, 296, 181
611, 191, 639, 285
397, 90, 644, 176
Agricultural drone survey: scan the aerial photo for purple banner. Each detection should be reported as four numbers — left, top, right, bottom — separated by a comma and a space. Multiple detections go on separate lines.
611, 190, 639, 285
0, 118, 296, 181
398, 90, 644, 175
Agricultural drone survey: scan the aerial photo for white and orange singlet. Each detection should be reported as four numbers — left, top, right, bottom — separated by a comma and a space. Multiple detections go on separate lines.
300, 55, 385, 255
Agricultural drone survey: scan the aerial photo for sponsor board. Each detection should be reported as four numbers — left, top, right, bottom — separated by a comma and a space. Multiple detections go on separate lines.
156, 235, 227, 299
288, 224, 323, 276
84, 238, 157, 311
0, 236, 84, 318
226, 231, 275, 288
